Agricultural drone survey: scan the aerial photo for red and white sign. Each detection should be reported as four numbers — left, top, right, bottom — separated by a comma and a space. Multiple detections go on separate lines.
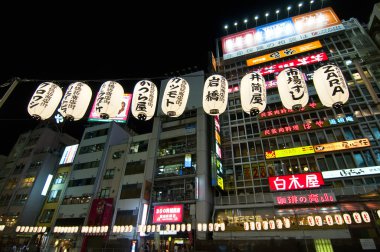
255, 52, 328, 76
153, 205, 183, 223
268, 172, 324, 191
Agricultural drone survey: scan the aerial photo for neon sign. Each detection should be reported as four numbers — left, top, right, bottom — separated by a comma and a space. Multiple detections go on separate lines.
266, 146, 315, 159
268, 172, 324, 191
153, 205, 183, 223
259, 101, 322, 119
314, 138, 370, 153
274, 192, 336, 205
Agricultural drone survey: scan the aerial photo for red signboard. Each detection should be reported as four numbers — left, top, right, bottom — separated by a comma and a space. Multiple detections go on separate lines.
153, 205, 183, 223
87, 198, 114, 226
255, 52, 328, 76
268, 172, 324, 191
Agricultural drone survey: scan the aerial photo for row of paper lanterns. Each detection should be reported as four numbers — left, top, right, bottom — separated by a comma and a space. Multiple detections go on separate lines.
15, 225, 47, 233
27, 64, 349, 121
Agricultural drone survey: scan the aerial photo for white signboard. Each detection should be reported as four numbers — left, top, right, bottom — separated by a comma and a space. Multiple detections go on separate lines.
322, 166, 380, 179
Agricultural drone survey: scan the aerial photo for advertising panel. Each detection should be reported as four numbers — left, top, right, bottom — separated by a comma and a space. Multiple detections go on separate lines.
222, 7, 344, 59
274, 192, 336, 205
266, 146, 315, 159
153, 205, 183, 223
268, 172, 324, 191
314, 138, 370, 153
59, 144, 79, 165
88, 93, 132, 123
322, 166, 380, 179
87, 198, 114, 226
246, 40, 322, 66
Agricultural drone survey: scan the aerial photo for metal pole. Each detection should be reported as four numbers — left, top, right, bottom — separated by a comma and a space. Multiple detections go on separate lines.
0, 77, 20, 110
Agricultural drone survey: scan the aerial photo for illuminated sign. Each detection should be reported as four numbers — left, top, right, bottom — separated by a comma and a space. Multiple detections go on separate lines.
184, 154, 192, 167
215, 131, 221, 145
274, 192, 336, 205
256, 52, 328, 76
222, 7, 343, 59
246, 40, 322, 66
217, 175, 224, 190
268, 172, 324, 191
314, 138, 370, 153
212, 116, 224, 190
322, 166, 380, 179
153, 205, 183, 223
259, 101, 322, 119
41, 174, 53, 196
261, 115, 355, 137
266, 146, 315, 159
59, 144, 79, 165
88, 93, 132, 123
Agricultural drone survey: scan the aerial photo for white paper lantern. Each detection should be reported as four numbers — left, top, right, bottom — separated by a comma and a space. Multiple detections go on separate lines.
262, 221, 269, 230
361, 211, 371, 223
334, 214, 343, 225
202, 223, 207, 232
283, 218, 291, 228
269, 220, 275, 230
187, 223, 192, 232
307, 216, 315, 226
255, 221, 262, 230
181, 224, 186, 232
377, 210, 380, 218
161, 77, 190, 117
95, 81, 124, 119
313, 65, 349, 109
240, 72, 267, 116
343, 213, 352, 224
28, 82, 63, 120
58, 82, 92, 121
151, 225, 156, 233
325, 215, 334, 226
214, 223, 219, 231
131, 80, 158, 121
277, 68, 309, 110
220, 223, 225, 231
243, 222, 249, 231
250, 222, 255, 230
353, 212, 362, 224
202, 74, 228, 115
209, 223, 214, 232
275, 219, 283, 229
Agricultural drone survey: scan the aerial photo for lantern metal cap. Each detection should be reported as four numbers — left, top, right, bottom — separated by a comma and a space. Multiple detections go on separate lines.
250, 108, 259, 116
292, 104, 302, 111
333, 102, 343, 109
100, 113, 109, 119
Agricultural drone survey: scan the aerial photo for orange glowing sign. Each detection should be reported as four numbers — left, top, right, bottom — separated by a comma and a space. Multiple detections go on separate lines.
314, 138, 370, 153
246, 40, 322, 66
292, 7, 342, 34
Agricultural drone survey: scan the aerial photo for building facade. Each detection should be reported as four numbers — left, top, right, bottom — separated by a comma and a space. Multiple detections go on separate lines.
211, 6, 380, 252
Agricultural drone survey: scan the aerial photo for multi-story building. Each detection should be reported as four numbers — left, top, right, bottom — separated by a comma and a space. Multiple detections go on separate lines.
0, 122, 78, 248
210, 4, 380, 251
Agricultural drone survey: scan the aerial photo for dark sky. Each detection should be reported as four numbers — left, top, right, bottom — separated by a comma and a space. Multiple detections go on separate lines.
0, 0, 378, 156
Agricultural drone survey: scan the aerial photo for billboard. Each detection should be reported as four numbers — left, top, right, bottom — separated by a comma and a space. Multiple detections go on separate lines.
246, 40, 322, 66
153, 205, 183, 223
59, 144, 79, 165
222, 7, 344, 59
314, 138, 370, 153
268, 172, 324, 191
88, 93, 132, 123
322, 166, 380, 179
266, 146, 315, 159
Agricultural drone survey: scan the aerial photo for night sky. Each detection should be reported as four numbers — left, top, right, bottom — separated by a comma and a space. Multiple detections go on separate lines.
0, 0, 378, 155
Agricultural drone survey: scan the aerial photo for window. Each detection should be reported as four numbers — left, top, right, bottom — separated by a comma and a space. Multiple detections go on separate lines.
5, 178, 18, 190
115, 210, 137, 225
84, 128, 109, 139
104, 169, 115, 179
129, 141, 148, 153
68, 177, 96, 187
39, 209, 55, 223
99, 187, 111, 198
125, 161, 145, 175
54, 172, 68, 184
74, 161, 100, 170
48, 190, 61, 203
120, 184, 142, 199
353, 152, 366, 167
112, 151, 124, 159
79, 143, 105, 154
21, 177, 35, 188
13, 194, 28, 205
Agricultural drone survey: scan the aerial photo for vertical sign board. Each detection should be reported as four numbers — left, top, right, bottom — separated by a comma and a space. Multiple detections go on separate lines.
211, 116, 224, 190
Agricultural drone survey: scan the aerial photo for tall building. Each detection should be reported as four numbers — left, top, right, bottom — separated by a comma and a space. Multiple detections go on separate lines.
211, 5, 380, 251
0, 122, 78, 248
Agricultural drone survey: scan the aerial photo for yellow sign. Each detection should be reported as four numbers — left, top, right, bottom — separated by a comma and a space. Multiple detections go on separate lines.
215, 131, 221, 145
246, 40, 322, 66
266, 146, 315, 159
314, 138, 370, 153
217, 175, 224, 190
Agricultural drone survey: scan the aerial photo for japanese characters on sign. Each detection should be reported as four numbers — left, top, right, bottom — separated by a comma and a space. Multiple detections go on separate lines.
59, 82, 92, 121
313, 65, 349, 109
261, 115, 355, 137
212, 116, 224, 190
28, 82, 63, 120
222, 7, 343, 59
153, 205, 183, 223
89, 94, 132, 123
277, 68, 309, 111
314, 138, 370, 153
240, 72, 267, 116
202, 74, 228, 115
322, 166, 380, 179
246, 41, 322, 66
259, 101, 323, 119
131, 80, 158, 121
256, 52, 328, 76
266, 146, 315, 159
161, 77, 190, 117
268, 172, 324, 191
274, 192, 336, 205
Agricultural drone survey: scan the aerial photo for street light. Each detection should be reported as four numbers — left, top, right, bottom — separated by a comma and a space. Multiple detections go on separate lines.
265, 12, 269, 23
287, 6, 292, 17
234, 21, 238, 31
309, 0, 314, 11
244, 18, 248, 28
298, 2, 303, 14
276, 9, 280, 20
224, 25, 228, 34
254, 15, 259, 26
